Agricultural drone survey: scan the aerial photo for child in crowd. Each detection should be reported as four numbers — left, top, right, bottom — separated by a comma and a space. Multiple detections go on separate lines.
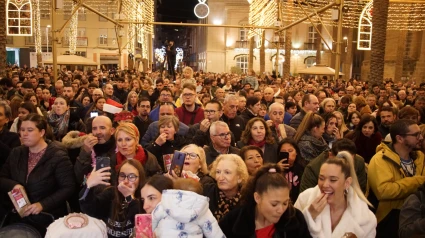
152, 178, 225, 238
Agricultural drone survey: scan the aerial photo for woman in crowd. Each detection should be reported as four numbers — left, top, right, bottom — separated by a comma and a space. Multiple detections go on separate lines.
291, 90, 303, 108
0, 114, 75, 235
354, 96, 372, 115
258, 104, 267, 118
140, 174, 173, 214
294, 112, 328, 162
347, 110, 361, 131
201, 93, 211, 106
240, 145, 264, 175
75, 87, 87, 103
203, 154, 249, 221
47, 96, 85, 141
294, 151, 376, 238
23, 92, 45, 116
40, 88, 55, 112
219, 164, 312, 238
237, 117, 278, 164
81, 94, 91, 107
123, 91, 138, 116
345, 115, 382, 164
240, 96, 261, 124
278, 138, 307, 202
347, 103, 357, 115
285, 101, 298, 117
333, 111, 349, 138
145, 116, 187, 173
115, 122, 160, 178
84, 97, 107, 122
10, 102, 37, 133
321, 98, 336, 114
130, 78, 143, 94
79, 159, 144, 238
180, 144, 214, 185
321, 112, 341, 147
35, 86, 43, 101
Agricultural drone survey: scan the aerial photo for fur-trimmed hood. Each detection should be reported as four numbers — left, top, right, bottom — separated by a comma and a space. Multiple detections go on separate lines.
62, 130, 88, 149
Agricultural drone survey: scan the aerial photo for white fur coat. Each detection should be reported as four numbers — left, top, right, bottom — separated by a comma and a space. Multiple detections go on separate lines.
294, 185, 376, 238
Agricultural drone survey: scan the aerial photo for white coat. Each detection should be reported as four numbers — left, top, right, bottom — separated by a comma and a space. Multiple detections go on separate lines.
152, 189, 225, 238
294, 185, 376, 238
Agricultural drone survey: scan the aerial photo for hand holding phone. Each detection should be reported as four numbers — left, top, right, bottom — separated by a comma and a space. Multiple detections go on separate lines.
278, 151, 290, 171
169, 151, 186, 177
135, 214, 153, 238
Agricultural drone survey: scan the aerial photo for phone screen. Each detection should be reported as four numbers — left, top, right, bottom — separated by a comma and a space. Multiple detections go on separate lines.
169, 151, 186, 177
279, 152, 289, 160
90, 111, 99, 118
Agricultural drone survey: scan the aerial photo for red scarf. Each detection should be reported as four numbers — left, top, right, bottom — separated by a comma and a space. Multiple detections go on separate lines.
115, 145, 147, 171
249, 138, 266, 148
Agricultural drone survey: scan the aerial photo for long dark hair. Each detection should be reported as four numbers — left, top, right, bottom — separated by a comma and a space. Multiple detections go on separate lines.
241, 163, 295, 217
350, 114, 378, 140
143, 174, 173, 194
111, 159, 146, 224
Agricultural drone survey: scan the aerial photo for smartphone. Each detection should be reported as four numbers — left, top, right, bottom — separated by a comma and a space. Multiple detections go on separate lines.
96, 156, 111, 171
90, 111, 99, 118
279, 152, 289, 160
169, 151, 186, 177
135, 214, 153, 238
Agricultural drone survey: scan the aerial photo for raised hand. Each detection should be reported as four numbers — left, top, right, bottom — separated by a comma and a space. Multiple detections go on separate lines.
308, 193, 328, 220
86, 167, 111, 188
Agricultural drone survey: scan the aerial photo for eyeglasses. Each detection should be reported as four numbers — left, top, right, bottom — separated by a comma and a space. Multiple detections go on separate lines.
204, 110, 216, 114
401, 132, 422, 139
213, 132, 231, 139
183, 93, 195, 97
118, 173, 138, 182
183, 152, 200, 160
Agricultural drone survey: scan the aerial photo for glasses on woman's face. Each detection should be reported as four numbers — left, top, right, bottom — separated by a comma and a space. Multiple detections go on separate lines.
118, 173, 138, 182
183, 152, 199, 160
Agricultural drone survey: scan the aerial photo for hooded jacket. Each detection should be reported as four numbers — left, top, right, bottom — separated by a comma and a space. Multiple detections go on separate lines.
175, 104, 204, 126
152, 190, 225, 238
295, 186, 377, 238
368, 142, 425, 223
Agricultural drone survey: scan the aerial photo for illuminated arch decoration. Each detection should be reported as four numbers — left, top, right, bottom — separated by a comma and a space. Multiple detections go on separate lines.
357, 0, 373, 50
7, 0, 33, 36
175, 47, 184, 69
155, 47, 166, 63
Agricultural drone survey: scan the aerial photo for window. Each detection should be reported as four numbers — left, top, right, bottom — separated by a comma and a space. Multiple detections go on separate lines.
40, 9, 49, 19
239, 29, 248, 41
305, 57, 316, 68
78, 8, 86, 21
308, 26, 316, 43
235, 55, 248, 73
7, 0, 32, 36
99, 28, 107, 45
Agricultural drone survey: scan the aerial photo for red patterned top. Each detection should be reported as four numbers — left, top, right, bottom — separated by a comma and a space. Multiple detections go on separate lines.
27, 147, 47, 181
255, 224, 276, 238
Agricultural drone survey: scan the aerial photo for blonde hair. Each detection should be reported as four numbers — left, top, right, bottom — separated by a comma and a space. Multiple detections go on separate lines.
293, 112, 324, 143
182, 67, 194, 78
321, 98, 336, 108
115, 122, 140, 143
209, 154, 249, 187
333, 111, 349, 136
180, 144, 208, 175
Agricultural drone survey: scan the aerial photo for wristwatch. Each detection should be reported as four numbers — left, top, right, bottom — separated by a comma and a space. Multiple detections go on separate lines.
125, 195, 134, 203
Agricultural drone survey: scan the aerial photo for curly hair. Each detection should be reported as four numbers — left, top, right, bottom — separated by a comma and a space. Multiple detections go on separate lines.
240, 117, 274, 144
209, 154, 249, 188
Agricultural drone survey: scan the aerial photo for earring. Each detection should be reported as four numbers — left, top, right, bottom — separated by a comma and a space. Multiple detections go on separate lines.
344, 188, 348, 196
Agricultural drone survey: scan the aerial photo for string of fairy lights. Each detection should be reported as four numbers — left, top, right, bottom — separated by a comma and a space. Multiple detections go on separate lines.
248, 0, 277, 40
68, 1, 79, 55
33, 0, 42, 55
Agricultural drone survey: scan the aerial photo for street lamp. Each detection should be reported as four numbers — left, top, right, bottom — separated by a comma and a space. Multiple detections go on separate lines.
46, 25, 51, 53
343, 36, 348, 53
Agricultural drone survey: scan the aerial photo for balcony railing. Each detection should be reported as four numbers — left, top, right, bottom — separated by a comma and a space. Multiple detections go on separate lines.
236, 40, 248, 48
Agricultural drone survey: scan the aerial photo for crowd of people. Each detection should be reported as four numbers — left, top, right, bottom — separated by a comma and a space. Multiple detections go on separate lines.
1, 64, 425, 237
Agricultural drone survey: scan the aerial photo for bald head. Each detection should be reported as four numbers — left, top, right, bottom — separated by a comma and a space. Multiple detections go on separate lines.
268, 102, 285, 124
92, 115, 115, 144
263, 87, 274, 102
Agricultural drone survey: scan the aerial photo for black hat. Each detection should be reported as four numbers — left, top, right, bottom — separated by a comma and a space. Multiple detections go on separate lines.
88, 83, 98, 88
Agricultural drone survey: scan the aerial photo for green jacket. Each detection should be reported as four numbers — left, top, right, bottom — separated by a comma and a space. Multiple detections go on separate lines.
299, 151, 367, 194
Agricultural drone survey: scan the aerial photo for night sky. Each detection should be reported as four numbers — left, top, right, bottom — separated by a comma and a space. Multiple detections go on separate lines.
157, 0, 199, 22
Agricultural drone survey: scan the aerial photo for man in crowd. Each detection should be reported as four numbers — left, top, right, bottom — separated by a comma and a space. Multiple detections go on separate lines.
103, 83, 120, 103
368, 119, 425, 237
149, 88, 174, 121
221, 95, 245, 142
141, 103, 189, 147
414, 96, 425, 124
290, 94, 319, 129
300, 138, 367, 193
113, 78, 128, 104
175, 83, 204, 126
267, 102, 296, 141
63, 83, 84, 120
204, 121, 240, 165
133, 97, 152, 143
150, 78, 164, 106
378, 106, 397, 138
214, 88, 225, 103
261, 87, 275, 108
366, 94, 378, 112
54, 80, 64, 97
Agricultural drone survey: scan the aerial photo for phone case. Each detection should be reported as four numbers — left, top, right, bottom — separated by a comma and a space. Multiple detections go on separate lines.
169, 151, 186, 177
96, 156, 111, 171
135, 214, 153, 238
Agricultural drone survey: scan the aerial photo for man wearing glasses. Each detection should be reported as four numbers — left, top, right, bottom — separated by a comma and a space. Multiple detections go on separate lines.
368, 119, 425, 237
204, 121, 240, 165
149, 88, 174, 121
175, 83, 204, 126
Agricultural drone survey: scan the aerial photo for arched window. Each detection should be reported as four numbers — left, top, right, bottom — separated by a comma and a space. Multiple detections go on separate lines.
235, 55, 248, 73
357, 0, 373, 50
7, 0, 32, 36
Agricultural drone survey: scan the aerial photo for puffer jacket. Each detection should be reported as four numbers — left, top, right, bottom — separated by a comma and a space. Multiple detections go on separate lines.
368, 142, 425, 223
0, 140, 76, 218
152, 190, 225, 238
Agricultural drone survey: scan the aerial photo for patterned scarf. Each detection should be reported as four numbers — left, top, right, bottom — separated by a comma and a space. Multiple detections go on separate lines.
115, 145, 147, 171
48, 110, 70, 140
214, 190, 241, 221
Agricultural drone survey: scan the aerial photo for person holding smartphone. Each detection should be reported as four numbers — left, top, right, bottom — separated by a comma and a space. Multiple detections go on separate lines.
79, 159, 144, 238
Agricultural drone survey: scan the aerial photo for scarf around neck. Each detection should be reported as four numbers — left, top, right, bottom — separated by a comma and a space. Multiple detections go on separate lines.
48, 110, 70, 140
115, 144, 147, 171
249, 138, 266, 148
214, 190, 241, 221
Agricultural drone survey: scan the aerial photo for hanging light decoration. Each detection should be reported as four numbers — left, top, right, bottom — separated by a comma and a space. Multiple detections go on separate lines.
68, 2, 79, 55
33, 0, 42, 54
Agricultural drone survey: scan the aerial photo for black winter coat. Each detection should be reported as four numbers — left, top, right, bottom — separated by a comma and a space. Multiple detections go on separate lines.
0, 128, 20, 169
219, 204, 312, 238
0, 141, 76, 218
